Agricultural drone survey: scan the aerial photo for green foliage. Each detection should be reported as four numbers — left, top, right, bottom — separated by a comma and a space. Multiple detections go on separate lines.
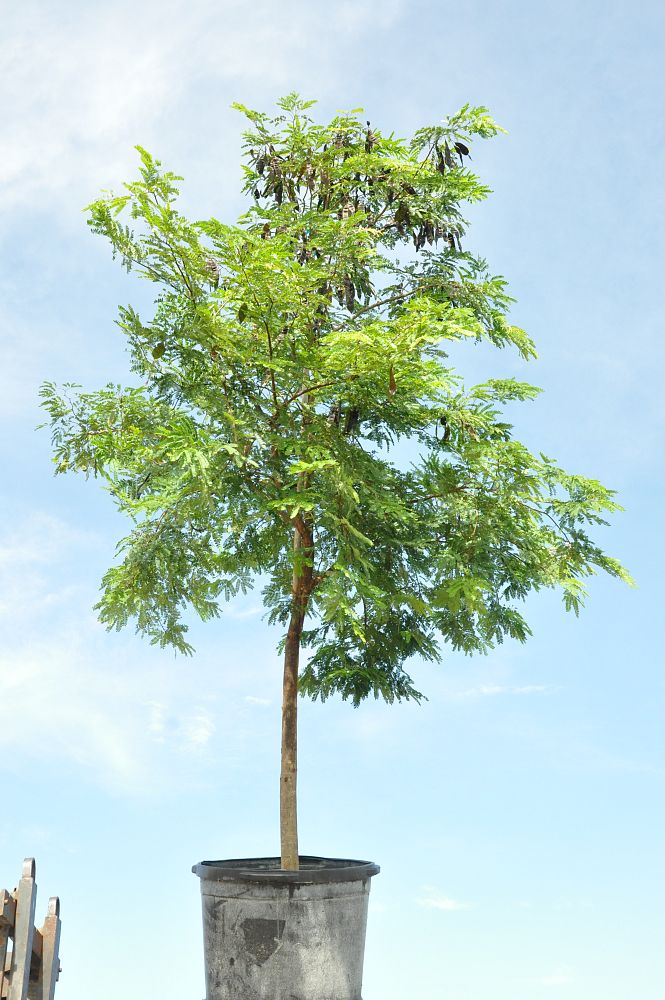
41, 96, 631, 697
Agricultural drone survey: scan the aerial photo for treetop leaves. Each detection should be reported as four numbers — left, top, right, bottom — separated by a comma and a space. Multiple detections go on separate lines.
40, 94, 631, 704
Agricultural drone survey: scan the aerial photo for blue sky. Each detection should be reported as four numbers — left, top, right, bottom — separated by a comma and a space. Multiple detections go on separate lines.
1, 1, 663, 998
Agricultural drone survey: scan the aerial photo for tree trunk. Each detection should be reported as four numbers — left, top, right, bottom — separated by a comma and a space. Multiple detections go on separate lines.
280, 518, 313, 870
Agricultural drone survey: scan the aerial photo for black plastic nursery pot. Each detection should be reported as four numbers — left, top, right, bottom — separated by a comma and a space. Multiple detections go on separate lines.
192, 855, 380, 1000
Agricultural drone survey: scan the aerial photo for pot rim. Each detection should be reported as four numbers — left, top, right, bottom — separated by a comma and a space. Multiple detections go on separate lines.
192, 855, 380, 884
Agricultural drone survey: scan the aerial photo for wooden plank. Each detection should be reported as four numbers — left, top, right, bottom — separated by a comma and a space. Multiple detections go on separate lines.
27, 901, 60, 1000
7, 860, 37, 1000
0, 893, 15, 931
0, 930, 10, 1000
0, 890, 13, 1000
2, 943, 11, 999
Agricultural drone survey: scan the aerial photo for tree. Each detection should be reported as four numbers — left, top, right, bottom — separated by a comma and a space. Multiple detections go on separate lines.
40, 94, 630, 870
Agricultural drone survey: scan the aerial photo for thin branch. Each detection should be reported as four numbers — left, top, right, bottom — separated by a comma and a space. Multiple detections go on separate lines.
281, 379, 350, 408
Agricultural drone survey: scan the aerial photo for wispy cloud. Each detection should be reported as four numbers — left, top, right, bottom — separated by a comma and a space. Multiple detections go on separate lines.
0, 634, 220, 792
416, 886, 472, 912
147, 701, 215, 749
0, 512, 99, 620
0, 511, 233, 792
227, 604, 263, 621
1, 0, 405, 216
450, 683, 556, 699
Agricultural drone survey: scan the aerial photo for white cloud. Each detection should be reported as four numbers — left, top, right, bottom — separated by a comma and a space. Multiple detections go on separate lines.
0, 633, 220, 792
0, 511, 97, 568
181, 709, 215, 748
0, 511, 234, 792
450, 683, 555, 699
1, 0, 406, 216
244, 696, 271, 707
0, 513, 99, 620
227, 604, 263, 621
416, 887, 472, 912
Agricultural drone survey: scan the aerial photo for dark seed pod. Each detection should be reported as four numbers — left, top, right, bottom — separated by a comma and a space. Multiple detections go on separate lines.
425, 221, 434, 244
256, 157, 266, 175
395, 201, 409, 226
344, 276, 355, 311
344, 407, 360, 435
444, 143, 454, 169
454, 141, 470, 159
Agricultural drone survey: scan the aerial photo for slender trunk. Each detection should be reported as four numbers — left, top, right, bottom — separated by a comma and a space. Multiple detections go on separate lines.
280, 519, 313, 870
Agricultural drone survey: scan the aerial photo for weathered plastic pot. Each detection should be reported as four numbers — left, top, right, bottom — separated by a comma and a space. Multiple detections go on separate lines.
192, 855, 380, 1000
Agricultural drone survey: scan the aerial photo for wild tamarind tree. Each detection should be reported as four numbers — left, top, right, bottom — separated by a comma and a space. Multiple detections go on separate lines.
41, 95, 630, 869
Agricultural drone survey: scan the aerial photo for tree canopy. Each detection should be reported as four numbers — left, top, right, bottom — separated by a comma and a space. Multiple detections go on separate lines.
41, 93, 631, 708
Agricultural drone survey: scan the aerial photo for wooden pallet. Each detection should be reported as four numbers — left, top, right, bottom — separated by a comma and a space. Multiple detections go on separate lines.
0, 859, 60, 1000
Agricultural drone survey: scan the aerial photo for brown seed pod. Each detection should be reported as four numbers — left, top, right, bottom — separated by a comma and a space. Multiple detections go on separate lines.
344, 276, 355, 311
344, 407, 360, 434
